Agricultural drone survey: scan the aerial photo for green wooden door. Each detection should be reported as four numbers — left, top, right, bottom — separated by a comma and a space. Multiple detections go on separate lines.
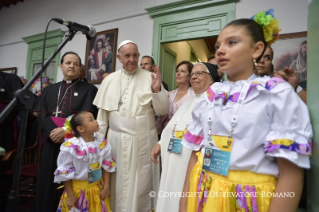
306, 1, 319, 211
160, 45, 176, 91
22, 29, 64, 84
146, 0, 237, 80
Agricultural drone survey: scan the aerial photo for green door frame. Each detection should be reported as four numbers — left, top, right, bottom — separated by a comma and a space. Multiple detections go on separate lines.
146, 0, 237, 66
22, 29, 64, 83
160, 45, 177, 91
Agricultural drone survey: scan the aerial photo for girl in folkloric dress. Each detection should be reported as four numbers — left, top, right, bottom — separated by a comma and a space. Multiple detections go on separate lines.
180, 10, 312, 212
54, 111, 115, 212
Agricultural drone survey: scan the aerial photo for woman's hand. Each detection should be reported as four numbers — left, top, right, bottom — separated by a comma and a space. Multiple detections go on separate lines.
275, 67, 299, 90
66, 194, 77, 210
151, 143, 161, 164
100, 187, 110, 200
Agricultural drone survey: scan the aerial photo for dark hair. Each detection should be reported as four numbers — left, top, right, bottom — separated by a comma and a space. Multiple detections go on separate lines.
270, 63, 274, 74
60, 51, 82, 66
96, 38, 103, 47
207, 55, 215, 62
87, 57, 95, 69
176, 61, 194, 74
142, 55, 155, 65
267, 46, 274, 58
108, 42, 114, 50
225, 19, 267, 62
301, 40, 307, 46
202, 63, 220, 83
70, 111, 87, 137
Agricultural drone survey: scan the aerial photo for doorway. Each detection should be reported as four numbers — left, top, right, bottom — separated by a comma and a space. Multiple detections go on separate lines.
160, 37, 217, 91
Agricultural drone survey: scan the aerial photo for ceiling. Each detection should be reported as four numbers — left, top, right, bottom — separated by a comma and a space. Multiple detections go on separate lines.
204, 37, 218, 55
0, 0, 24, 10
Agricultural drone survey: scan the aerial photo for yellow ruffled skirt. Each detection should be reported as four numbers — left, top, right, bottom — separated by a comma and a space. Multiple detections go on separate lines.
57, 179, 110, 212
188, 152, 277, 212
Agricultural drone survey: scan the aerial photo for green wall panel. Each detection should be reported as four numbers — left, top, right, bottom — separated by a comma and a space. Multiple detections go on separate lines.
22, 29, 64, 83
146, 0, 236, 66
307, 0, 319, 211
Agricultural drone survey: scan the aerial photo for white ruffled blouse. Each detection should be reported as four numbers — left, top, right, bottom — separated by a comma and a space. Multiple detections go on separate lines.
182, 75, 312, 177
54, 134, 116, 183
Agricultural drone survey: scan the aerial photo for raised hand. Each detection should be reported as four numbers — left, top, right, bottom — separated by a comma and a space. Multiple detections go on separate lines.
100, 187, 110, 200
151, 66, 162, 93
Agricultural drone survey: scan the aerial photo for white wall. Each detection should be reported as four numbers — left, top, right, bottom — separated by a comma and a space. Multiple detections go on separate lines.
236, 0, 308, 34
188, 40, 211, 63
0, 0, 309, 80
164, 41, 190, 65
0, 0, 178, 79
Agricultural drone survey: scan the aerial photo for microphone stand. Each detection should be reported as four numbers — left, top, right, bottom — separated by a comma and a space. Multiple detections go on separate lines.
0, 29, 76, 212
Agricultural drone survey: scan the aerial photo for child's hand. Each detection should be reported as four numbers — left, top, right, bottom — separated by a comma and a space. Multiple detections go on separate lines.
100, 187, 110, 200
66, 195, 77, 210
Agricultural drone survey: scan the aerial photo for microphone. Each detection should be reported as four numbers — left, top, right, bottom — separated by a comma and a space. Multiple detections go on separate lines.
52, 18, 96, 38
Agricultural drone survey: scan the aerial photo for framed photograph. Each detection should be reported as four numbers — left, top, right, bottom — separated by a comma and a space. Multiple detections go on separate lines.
272, 32, 307, 88
0, 67, 17, 75
85, 28, 118, 84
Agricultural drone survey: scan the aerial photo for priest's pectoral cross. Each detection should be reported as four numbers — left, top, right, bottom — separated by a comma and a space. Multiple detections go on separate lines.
117, 99, 123, 111
53, 106, 62, 117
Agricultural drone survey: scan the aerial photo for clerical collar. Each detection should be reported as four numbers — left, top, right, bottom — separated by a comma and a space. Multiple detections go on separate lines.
63, 78, 80, 84
122, 68, 137, 75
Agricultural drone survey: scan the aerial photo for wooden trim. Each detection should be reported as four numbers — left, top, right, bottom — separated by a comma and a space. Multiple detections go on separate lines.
0, 67, 17, 75
146, 0, 238, 18
279, 31, 307, 39
84, 28, 118, 84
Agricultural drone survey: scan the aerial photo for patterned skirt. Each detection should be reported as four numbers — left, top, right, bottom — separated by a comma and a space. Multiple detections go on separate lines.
187, 152, 277, 212
57, 179, 110, 212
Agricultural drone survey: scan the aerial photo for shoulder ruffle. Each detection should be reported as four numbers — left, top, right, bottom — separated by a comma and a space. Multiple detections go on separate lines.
102, 157, 116, 172
204, 82, 223, 103
182, 92, 208, 151
204, 77, 289, 105
60, 134, 111, 161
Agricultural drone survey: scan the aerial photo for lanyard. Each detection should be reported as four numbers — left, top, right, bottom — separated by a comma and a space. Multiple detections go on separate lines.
171, 96, 196, 138
169, 89, 179, 118
207, 74, 256, 138
169, 88, 190, 118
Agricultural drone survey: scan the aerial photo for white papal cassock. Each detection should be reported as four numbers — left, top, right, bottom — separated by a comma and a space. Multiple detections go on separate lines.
93, 67, 169, 212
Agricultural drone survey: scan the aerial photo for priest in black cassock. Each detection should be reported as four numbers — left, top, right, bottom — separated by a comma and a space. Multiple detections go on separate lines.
33, 52, 98, 212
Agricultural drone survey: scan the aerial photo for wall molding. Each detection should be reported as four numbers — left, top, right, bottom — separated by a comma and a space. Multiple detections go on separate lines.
146, 0, 237, 65
146, 0, 237, 18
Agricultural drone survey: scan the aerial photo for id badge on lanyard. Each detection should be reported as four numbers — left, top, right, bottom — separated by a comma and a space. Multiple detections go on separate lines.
203, 135, 233, 176
203, 75, 256, 177
87, 162, 101, 184
167, 130, 187, 154
167, 96, 195, 154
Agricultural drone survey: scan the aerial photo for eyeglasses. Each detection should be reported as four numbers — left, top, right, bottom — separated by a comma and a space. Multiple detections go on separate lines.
190, 71, 210, 77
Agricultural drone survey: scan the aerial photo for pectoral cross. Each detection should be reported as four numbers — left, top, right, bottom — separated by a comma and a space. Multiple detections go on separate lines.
53, 106, 62, 117
117, 99, 123, 111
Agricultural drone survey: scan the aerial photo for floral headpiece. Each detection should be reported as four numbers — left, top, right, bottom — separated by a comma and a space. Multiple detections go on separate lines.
64, 115, 76, 139
251, 9, 281, 46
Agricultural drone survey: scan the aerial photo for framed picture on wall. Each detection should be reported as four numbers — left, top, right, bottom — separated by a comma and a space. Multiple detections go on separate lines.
271, 31, 307, 88
85, 28, 118, 84
0, 67, 17, 75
